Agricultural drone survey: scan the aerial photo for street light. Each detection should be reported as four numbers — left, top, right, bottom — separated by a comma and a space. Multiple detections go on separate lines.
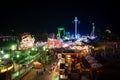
11, 45, 16, 58
11, 45, 16, 72
0, 50, 4, 58
11, 45, 16, 50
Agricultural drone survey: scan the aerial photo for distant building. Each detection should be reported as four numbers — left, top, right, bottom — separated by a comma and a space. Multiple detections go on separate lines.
0, 36, 17, 50
0, 36, 16, 42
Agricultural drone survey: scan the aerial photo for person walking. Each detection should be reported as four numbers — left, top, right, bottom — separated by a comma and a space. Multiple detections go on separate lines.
36, 71, 39, 80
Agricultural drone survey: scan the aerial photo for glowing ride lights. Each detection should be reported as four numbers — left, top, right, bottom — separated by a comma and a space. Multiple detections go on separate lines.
46, 38, 62, 49
73, 17, 80, 39
20, 33, 35, 50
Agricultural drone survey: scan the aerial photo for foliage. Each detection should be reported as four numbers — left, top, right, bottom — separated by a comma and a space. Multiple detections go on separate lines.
0, 41, 17, 48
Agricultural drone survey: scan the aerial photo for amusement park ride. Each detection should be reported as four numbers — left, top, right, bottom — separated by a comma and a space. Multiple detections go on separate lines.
57, 27, 65, 39
57, 17, 96, 41
89, 22, 96, 40
73, 17, 80, 39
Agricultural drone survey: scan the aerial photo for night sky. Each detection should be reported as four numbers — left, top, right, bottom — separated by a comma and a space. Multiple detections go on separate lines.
0, 0, 119, 35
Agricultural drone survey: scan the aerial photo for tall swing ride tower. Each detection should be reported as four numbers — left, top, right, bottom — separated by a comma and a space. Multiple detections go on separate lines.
90, 22, 96, 40
73, 17, 80, 39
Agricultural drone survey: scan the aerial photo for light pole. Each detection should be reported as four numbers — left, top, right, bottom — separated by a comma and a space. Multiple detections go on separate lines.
11, 45, 16, 57
11, 45, 16, 72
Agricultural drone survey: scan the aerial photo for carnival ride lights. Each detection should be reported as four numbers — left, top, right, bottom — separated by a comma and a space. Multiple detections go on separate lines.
75, 35, 90, 43
46, 38, 62, 49
57, 27, 65, 39
62, 44, 69, 48
46, 36, 89, 49
73, 17, 80, 39
89, 22, 96, 40
35, 42, 46, 47
20, 33, 35, 50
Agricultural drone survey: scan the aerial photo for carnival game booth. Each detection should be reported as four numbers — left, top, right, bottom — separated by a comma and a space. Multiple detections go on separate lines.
59, 63, 68, 80
33, 61, 43, 69
57, 55, 68, 80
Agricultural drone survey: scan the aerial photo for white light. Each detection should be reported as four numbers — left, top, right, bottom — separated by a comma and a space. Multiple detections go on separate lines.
60, 75, 65, 79
3, 54, 9, 59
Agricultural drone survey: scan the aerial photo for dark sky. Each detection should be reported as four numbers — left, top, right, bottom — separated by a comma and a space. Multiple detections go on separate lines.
0, 0, 120, 35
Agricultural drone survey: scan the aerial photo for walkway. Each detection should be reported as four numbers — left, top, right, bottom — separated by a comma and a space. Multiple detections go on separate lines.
21, 58, 59, 80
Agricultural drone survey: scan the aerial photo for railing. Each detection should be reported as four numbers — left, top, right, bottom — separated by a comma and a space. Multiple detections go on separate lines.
0, 64, 13, 73
12, 63, 33, 80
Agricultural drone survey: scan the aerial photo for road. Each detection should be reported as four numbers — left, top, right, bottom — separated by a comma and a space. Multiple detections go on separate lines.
21, 66, 59, 80
21, 57, 59, 80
